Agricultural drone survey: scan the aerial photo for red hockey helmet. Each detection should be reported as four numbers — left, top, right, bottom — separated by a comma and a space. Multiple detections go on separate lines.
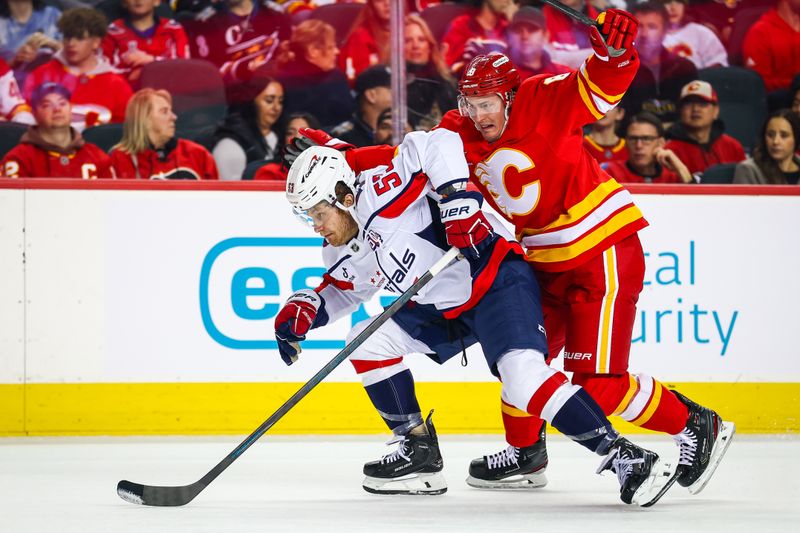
458, 53, 521, 99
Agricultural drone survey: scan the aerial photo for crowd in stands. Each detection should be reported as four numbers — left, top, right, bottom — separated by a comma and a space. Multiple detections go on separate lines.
0, 0, 798, 186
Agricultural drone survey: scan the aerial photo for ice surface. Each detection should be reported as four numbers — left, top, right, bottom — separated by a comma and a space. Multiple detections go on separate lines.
1, 435, 797, 533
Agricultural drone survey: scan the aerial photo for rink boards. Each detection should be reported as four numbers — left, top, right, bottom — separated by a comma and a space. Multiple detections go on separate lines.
1, 180, 799, 436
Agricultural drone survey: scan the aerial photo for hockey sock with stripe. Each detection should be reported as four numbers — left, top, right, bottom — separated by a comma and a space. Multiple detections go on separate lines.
363, 368, 423, 435
550, 387, 619, 455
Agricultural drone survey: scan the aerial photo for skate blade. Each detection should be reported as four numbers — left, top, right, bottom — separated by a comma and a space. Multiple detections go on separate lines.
465, 470, 548, 490
687, 420, 736, 495
362, 472, 447, 495
634, 458, 678, 507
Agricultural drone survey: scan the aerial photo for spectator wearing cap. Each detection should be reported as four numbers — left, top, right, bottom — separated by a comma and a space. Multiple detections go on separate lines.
1, 82, 113, 178
277, 19, 355, 129
111, 88, 218, 180
442, 0, 514, 72
603, 111, 692, 184
743, 0, 800, 94
621, 1, 697, 127
506, 6, 570, 81
329, 65, 392, 147
404, 14, 457, 130
662, 0, 728, 69
665, 80, 746, 176
22, 8, 133, 131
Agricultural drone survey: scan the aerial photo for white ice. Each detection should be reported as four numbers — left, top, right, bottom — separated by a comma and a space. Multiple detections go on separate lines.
1, 434, 798, 533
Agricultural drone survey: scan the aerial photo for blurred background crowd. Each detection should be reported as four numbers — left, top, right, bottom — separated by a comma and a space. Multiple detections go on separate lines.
0, 0, 798, 185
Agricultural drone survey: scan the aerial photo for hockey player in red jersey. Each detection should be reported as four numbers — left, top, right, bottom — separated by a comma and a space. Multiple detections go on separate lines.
439, 9, 734, 496
102, 0, 190, 82
2, 83, 113, 179
291, 6, 736, 498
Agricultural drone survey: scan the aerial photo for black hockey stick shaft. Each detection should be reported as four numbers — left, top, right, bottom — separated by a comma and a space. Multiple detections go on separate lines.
540, 0, 598, 28
117, 247, 461, 507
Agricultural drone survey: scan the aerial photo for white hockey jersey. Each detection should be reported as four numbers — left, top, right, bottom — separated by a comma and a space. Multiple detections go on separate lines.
315, 128, 516, 324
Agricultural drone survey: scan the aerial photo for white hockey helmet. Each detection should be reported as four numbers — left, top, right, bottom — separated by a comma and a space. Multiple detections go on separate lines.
286, 146, 357, 226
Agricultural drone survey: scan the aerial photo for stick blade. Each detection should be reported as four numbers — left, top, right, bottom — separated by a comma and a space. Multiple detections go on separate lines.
117, 479, 201, 507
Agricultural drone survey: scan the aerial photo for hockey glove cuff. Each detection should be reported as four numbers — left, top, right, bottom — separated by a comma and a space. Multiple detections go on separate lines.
439, 191, 495, 262
274, 289, 328, 366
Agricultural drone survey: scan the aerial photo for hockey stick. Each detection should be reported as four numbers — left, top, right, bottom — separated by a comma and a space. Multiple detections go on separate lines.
540, 0, 598, 28
117, 246, 461, 507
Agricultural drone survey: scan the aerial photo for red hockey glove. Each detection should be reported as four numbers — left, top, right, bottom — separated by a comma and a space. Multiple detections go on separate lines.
274, 289, 328, 366
589, 8, 638, 61
283, 128, 355, 168
439, 190, 495, 262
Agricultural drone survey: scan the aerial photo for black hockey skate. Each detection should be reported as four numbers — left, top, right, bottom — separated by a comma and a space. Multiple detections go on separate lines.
466, 423, 548, 489
362, 411, 446, 495
672, 391, 736, 495
596, 437, 677, 507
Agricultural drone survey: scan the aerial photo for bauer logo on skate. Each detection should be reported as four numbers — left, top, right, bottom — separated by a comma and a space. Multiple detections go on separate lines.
200, 237, 395, 350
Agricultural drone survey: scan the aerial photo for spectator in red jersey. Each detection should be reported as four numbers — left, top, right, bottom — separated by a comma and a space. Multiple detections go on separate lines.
22, 8, 133, 131
338, 0, 390, 85
604, 111, 692, 184
111, 88, 218, 180
102, 0, 190, 83
743, 0, 800, 95
183, 0, 290, 91
506, 6, 570, 81
0, 57, 33, 123
734, 109, 800, 185
583, 107, 627, 164
404, 14, 457, 130
665, 80, 746, 176
1, 82, 113, 178
621, 1, 697, 127
442, 0, 515, 72
543, 0, 597, 69
212, 74, 284, 180
277, 19, 355, 130
253, 111, 320, 181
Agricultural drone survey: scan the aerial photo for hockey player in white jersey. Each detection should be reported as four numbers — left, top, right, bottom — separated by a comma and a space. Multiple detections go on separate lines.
275, 129, 678, 506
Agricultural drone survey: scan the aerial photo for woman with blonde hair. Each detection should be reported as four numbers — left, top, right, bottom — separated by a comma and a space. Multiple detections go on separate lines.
404, 14, 457, 130
111, 88, 218, 180
277, 18, 355, 129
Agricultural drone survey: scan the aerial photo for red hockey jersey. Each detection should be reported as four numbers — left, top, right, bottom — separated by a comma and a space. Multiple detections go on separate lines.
583, 135, 628, 163
438, 54, 647, 272
22, 54, 133, 130
110, 138, 218, 180
102, 17, 190, 79
1, 127, 113, 178
183, 2, 290, 84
